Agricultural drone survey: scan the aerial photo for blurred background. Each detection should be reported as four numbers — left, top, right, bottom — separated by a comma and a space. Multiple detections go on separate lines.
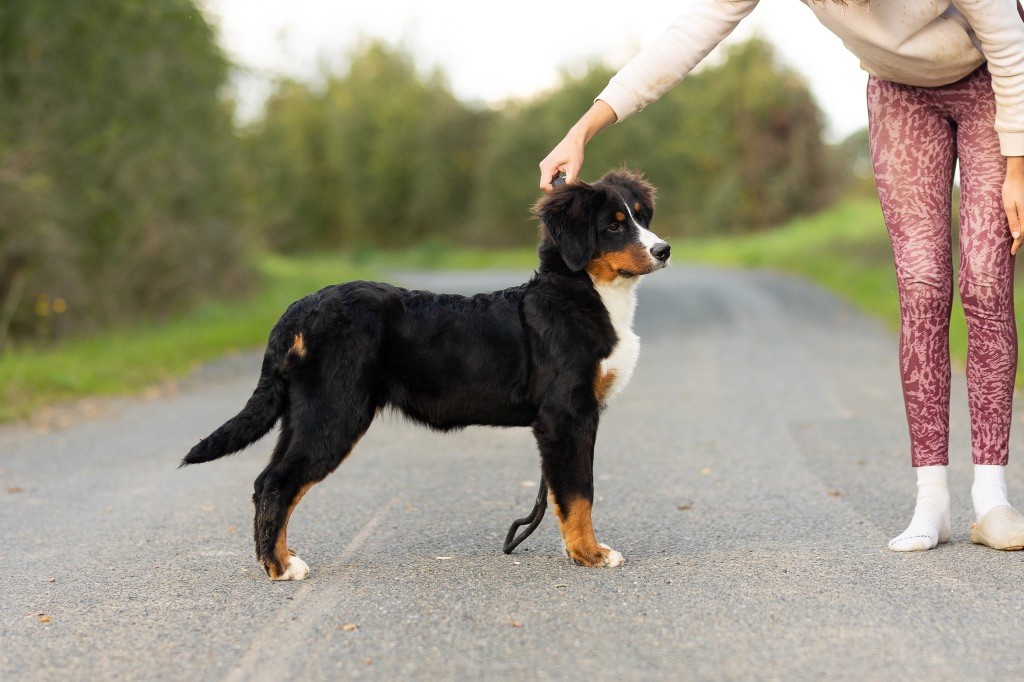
0, 0, 889, 419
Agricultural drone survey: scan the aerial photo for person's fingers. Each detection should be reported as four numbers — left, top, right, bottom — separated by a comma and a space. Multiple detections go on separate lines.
1012, 235, 1022, 256
1006, 197, 1021, 241
539, 160, 561, 192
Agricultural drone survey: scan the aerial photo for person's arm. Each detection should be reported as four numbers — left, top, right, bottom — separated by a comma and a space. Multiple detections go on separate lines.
538, 100, 616, 192
952, 1, 1024, 251
538, 0, 760, 191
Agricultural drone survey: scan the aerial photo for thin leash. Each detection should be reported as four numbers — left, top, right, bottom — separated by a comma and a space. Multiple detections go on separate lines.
503, 477, 548, 554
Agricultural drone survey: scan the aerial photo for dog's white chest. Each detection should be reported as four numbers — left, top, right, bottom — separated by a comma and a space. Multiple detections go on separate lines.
593, 278, 641, 404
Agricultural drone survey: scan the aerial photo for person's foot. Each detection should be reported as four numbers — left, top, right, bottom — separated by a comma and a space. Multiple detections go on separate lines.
889, 465, 950, 552
889, 505, 951, 551
969, 505, 1024, 551
972, 464, 1010, 520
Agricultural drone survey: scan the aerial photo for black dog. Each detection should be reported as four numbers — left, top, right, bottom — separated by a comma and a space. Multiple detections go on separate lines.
181, 169, 669, 580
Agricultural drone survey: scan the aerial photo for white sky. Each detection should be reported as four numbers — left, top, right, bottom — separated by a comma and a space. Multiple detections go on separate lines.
200, 0, 868, 142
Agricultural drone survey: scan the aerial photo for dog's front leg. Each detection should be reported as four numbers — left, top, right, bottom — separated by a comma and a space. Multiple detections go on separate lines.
533, 405, 624, 568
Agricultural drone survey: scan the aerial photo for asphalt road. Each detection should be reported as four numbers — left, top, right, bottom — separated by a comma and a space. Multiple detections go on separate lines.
3, 265, 1024, 680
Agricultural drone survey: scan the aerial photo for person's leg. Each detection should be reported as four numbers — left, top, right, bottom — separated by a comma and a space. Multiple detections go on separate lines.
948, 68, 1024, 549
867, 76, 956, 550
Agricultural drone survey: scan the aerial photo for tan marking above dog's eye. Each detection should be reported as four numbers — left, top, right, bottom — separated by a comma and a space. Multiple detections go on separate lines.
634, 202, 641, 213
615, 211, 626, 223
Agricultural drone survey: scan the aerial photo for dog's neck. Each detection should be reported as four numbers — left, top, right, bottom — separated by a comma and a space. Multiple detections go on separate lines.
536, 238, 578, 277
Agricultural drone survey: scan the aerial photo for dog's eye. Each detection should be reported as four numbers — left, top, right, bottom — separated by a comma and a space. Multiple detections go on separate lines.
607, 224, 623, 233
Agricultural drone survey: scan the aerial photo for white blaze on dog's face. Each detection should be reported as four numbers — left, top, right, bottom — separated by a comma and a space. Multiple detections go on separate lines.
584, 189, 670, 286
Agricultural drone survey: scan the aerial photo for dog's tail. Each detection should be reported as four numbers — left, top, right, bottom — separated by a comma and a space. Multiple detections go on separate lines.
180, 332, 293, 467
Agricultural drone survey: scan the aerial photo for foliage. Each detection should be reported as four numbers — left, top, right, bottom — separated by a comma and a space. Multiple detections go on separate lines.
242, 41, 492, 251
477, 38, 844, 241
244, 38, 851, 248
0, 19, 860, 356
0, 0, 252, 347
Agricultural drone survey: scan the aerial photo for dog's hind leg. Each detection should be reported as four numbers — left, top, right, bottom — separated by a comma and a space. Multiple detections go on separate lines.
253, 402, 375, 581
533, 404, 624, 568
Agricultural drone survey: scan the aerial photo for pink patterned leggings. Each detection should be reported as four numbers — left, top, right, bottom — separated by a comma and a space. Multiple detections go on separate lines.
868, 66, 1016, 468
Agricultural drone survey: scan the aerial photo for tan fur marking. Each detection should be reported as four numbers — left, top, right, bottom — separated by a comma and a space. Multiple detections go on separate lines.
586, 245, 655, 283
615, 211, 626, 223
268, 482, 314, 578
552, 496, 608, 567
594, 367, 618, 402
634, 202, 641, 213
291, 333, 307, 358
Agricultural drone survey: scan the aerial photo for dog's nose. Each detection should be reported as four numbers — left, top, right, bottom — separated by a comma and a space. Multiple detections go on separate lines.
651, 242, 671, 262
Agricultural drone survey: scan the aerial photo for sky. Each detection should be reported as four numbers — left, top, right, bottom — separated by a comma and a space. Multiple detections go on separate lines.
200, 0, 869, 142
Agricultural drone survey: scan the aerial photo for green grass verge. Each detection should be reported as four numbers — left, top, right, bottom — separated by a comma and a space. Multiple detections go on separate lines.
677, 196, 975, 370
0, 247, 535, 423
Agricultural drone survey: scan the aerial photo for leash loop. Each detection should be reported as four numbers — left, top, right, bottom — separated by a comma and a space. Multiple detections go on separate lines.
503, 477, 548, 554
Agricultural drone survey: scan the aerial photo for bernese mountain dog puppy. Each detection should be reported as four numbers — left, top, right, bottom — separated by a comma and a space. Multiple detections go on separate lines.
181, 169, 670, 580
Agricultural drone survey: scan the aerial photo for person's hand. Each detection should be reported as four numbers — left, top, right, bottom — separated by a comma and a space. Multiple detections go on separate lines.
1005, 156, 1024, 255
539, 131, 585, 192
538, 100, 617, 193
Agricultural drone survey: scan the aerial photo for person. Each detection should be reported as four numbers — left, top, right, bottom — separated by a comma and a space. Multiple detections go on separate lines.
539, 0, 1024, 551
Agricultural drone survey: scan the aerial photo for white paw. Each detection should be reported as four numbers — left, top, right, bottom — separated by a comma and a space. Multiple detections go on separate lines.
599, 542, 626, 568
563, 541, 626, 567
273, 555, 310, 580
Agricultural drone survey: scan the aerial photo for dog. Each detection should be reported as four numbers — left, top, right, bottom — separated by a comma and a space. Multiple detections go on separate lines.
181, 169, 670, 580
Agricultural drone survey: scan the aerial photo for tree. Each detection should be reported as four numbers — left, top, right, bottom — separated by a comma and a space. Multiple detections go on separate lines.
475, 38, 840, 241
242, 40, 492, 251
0, 0, 251, 345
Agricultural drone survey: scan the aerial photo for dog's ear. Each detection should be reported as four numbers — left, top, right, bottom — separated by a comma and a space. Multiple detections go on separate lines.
532, 182, 599, 272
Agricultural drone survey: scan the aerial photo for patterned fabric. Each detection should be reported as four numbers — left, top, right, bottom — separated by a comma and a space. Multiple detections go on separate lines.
868, 66, 1016, 468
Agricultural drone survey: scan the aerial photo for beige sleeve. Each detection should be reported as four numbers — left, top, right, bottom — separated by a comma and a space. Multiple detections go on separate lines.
953, 0, 1024, 155
595, 0, 761, 122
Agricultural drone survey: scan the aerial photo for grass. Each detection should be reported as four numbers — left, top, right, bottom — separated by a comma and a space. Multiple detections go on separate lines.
1, 198, 1007, 422
678, 197, 901, 324
677, 196, 977, 371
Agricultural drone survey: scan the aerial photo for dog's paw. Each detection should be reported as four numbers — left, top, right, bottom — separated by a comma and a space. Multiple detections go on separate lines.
267, 554, 310, 581
564, 541, 625, 568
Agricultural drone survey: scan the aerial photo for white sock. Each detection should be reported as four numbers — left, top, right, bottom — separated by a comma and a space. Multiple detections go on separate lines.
972, 464, 1010, 521
888, 465, 950, 552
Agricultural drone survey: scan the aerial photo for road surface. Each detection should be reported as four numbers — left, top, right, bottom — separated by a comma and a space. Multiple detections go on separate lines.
2, 266, 1023, 679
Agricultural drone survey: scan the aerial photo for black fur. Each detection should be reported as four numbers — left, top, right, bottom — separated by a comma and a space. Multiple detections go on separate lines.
182, 169, 666, 578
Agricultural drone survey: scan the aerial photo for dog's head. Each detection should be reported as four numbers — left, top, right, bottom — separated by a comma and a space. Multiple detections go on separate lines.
533, 169, 670, 282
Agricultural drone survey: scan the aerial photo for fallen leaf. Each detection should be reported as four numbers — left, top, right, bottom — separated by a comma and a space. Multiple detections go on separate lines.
676, 502, 693, 511
828, 490, 843, 497
521, 481, 536, 488
6, 487, 24, 494
435, 557, 452, 561
700, 468, 711, 476
38, 615, 51, 623
363, 659, 374, 666
48, 578, 56, 583
508, 620, 523, 628
338, 623, 358, 632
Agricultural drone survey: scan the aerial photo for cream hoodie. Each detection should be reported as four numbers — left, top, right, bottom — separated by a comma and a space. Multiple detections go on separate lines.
596, 0, 1024, 155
